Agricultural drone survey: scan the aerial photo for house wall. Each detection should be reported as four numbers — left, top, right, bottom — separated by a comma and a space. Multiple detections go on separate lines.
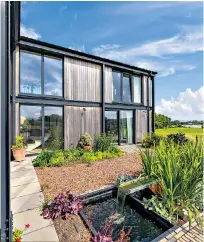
64, 57, 101, 102
135, 109, 148, 143
64, 106, 101, 148
104, 66, 113, 103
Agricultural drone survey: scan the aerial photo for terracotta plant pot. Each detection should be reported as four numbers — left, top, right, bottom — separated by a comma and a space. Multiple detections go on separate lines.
150, 183, 162, 195
83, 145, 92, 151
12, 148, 26, 161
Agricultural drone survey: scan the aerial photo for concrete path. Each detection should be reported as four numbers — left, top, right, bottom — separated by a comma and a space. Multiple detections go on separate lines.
11, 156, 59, 241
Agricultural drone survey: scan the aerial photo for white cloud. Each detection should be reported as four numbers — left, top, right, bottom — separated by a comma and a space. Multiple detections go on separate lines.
92, 26, 203, 59
20, 24, 41, 40
156, 86, 204, 120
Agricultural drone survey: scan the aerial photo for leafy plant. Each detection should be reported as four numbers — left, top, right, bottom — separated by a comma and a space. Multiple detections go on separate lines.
78, 133, 92, 147
166, 132, 189, 145
42, 191, 83, 220
116, 174, 136, 186
32, 150, 53, 167
46, 138, 63, 151
143, 196, 175, 223
142, 133, 163, 148
12, 224, 30, 242
12, 136, 25, 149
93, 133, 114, 152
141, 140, 203, 227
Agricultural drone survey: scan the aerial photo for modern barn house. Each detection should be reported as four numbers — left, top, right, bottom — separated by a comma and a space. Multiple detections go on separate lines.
12, 36, 157, 154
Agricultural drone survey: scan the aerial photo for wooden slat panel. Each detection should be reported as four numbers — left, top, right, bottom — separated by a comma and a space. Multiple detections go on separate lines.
15, 103, 19, 135
64, 106, 101, 148
143, 76, 148, 106
135, 110, 148, 143
64, 57, 101, 102
149, 111, 152, 134
104, 66, 113, 103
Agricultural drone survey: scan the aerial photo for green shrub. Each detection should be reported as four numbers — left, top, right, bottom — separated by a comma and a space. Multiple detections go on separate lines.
142, 133, 162, 148
12, 136, 25, 149
49, 151, 66, 167
46, 138, 63, 151
140, 140, 203, 227
32, 150, 52, 167
78, 133, 92, 147
93, 133, 114, 152
166, 132, 189, 145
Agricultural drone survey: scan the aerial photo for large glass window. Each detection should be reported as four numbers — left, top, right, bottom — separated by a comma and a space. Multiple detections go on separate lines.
120, 110, 133, 144
105, 111, 118, 143
44, 107, 63, 149
133, 76, 142, 103
122, 75, 132, 102
20, 52, 41, 94
20, 105, 42, 154
44, 57, 63, 96
112, 71, 121, 102
20, 51, 63, 97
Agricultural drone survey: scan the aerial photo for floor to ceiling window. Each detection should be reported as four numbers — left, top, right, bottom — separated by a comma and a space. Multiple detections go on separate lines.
44, 106, 63, 149
20, 105, 63, 153
122, 75, 132, 102
112, 71, 121, 102
133, 76, 142, 103
105, 110, 134, 145
105, 110, 118, 143
120, 110, 133, 144
20, 105, 42, 153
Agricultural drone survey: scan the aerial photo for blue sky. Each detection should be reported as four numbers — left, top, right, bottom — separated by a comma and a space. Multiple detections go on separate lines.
21, 1, 203, 120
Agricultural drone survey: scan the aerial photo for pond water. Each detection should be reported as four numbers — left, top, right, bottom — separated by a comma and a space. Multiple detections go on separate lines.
83, 197, 165, 242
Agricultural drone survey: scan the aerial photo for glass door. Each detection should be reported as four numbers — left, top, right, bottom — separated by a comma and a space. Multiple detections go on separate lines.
120, 110, 133, 144
105, 110, 119, 143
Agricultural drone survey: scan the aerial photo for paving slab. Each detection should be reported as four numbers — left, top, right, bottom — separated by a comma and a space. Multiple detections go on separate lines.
11, 169, 36, 179
13, 208, 53, 234
11, 164, 35, 173
11, 175, 38, 187
11, 182, 41, 199
11, 192, 44, 214
22, 225, 59, 241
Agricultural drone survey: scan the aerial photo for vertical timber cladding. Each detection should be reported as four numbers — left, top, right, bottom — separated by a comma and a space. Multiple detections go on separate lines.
135, 109, 148, 143
143, 75, 148, 106
104, 66, 113, 103
64, 106, 101, 148
64, 57, 101, 102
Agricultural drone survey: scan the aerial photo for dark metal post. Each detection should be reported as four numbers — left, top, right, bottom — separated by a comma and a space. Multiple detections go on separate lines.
1, 2, 12, 241
151, 76, 155, 133
101, 64, 105, 133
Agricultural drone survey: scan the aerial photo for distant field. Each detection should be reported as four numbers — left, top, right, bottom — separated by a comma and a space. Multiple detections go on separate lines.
155, 127, 203, 139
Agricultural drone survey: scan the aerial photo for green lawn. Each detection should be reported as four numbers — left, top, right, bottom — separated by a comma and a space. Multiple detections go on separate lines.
155, 127, 203, 140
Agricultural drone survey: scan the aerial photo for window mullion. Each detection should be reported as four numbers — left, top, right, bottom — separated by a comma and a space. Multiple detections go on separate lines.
42, 105, 45, 149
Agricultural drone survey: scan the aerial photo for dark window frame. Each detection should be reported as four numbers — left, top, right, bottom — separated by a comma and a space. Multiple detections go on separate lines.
112, 70, 143, 105
19, 50, 64, 98
19, 103, 64, 153
105, 108, 134, 145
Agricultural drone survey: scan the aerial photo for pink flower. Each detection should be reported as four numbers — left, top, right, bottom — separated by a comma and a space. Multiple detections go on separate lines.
25, 224, 30, 229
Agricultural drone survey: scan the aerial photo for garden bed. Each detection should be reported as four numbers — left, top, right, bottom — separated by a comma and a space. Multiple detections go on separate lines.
35, 153, 142, 200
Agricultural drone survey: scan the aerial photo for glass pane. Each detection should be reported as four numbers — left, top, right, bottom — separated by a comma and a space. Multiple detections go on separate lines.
105, 111, 118, 143
44, 107, 63, 149
20, 52, 42, 94
123, 75, 132, 102
120, 110, 133, 144
133, 76, 141, 103
20, 105, 42, 154
149, 79, 152, 107
112, 71, 121, 102
44, 56, 62, 96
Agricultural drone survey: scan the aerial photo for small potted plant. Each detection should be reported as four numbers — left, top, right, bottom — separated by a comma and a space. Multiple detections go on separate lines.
12, 136, 26, 161
79, 133, 92, 151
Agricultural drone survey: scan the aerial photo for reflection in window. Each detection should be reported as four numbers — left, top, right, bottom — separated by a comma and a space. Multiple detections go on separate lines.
44, 107, 63, 149
105, 111, 118, 143
133, 76, 141, 103
112, 71, 121, 102
120, 110, 133, 144
20, 52, 41, 94
44, 57, 62, 96
20, 105, 42, 154
122, 75, 132, 102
